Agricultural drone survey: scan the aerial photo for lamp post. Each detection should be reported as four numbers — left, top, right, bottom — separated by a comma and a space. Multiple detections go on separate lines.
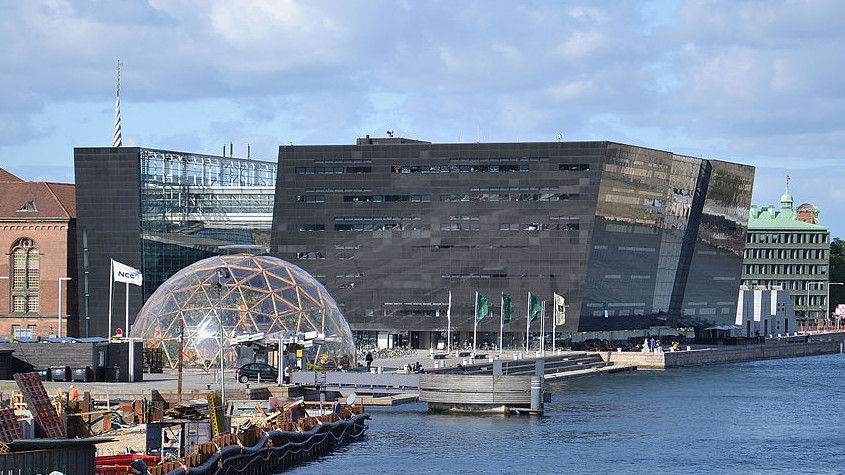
58, 277, 72, 338
215, 268, 231, 410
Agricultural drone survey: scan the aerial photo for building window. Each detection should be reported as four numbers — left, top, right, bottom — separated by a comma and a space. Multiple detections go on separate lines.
10, 238, 39, 314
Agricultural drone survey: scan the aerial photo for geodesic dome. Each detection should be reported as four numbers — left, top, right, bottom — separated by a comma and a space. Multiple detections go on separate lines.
130, 254, 355, 370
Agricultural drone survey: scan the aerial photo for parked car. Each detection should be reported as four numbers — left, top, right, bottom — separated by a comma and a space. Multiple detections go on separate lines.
236, 362, 278, 383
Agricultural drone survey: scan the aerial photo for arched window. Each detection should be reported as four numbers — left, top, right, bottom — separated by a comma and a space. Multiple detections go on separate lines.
10, 238, 39, 314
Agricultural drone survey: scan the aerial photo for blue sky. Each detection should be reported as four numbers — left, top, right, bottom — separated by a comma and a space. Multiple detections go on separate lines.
1, 0, 843, 238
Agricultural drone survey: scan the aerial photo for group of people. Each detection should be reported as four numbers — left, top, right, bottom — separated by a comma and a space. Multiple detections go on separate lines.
404, 361, 423, 373
638, 337, 683, 352
642, 337, 661, 352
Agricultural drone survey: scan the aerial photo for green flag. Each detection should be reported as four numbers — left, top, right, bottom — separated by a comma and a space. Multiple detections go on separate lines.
502, 294, 512, 323
476, 293, 489, 322
529, 293, 541, 322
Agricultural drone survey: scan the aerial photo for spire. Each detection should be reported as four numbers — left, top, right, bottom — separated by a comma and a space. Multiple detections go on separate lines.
112, 60, 123, 147
780, 175, 793, 211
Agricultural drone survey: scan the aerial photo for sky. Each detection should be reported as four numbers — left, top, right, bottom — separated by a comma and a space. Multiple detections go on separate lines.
1, 0, 843, 238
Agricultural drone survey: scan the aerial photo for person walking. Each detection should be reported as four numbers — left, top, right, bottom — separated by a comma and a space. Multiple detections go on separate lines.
365, 351, 373, 372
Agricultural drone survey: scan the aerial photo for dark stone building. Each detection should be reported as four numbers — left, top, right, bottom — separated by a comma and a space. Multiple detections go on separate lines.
271, 138, 754, 348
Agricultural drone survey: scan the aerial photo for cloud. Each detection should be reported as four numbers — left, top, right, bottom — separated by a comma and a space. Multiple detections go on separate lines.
1, 0, 845, 236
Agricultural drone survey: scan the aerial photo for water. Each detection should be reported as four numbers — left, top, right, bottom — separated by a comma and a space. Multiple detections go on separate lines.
286, 354, 845, 474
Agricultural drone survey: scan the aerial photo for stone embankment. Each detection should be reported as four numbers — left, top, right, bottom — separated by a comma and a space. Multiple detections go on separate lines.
600, 334, 844, 369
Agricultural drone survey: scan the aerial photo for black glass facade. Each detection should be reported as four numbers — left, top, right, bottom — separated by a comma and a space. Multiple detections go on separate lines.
74, 147, 276, 337
270, 139, 754, 336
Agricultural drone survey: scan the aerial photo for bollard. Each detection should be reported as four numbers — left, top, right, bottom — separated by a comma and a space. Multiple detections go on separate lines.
513, 353, 519, 360
377, 366, 383, 374
462, 358, 468, 366
617, 348, 622, 352
530, 376, 542, 411
686, 346, 691, 351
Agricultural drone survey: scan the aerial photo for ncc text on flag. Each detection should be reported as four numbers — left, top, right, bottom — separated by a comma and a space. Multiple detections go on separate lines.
113, 260, 143, 286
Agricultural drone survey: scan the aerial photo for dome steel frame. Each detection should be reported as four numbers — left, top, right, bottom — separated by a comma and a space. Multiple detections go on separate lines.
131, 254, 355, 370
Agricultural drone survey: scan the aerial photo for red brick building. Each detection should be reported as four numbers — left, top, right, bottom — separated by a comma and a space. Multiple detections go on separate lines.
0, 168, 77, 338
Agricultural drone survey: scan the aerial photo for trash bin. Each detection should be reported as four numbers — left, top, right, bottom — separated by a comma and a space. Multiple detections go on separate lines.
72, 367, 91, 382
37, 369, 50, 381
51, 366, 71, 382
102, 366, 120, 382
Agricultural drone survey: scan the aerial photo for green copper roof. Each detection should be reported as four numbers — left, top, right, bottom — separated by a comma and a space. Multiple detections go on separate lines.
748, 204, 828, 231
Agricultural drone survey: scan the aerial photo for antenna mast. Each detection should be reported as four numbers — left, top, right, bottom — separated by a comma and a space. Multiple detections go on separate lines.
112, 60, 123, 147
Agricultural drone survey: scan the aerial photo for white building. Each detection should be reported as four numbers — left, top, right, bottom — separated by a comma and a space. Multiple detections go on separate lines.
735, 285, 797, 337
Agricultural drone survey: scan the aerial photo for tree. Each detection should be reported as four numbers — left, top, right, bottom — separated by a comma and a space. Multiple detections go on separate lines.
831, 238, 845, 314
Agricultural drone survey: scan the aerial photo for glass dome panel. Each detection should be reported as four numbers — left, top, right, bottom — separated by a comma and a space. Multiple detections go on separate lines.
131, 254, 355, 370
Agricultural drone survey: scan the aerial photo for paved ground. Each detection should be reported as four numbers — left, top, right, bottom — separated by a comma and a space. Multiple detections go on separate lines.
0, 349, 561, 400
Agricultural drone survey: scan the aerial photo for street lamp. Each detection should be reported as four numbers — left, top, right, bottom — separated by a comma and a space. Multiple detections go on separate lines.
214, 268, 231, 410
58, 277, 72, 338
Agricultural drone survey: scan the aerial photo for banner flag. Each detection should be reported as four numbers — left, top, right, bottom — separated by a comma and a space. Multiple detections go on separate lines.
554, 293, 566, 326
113, 260, 143, 286
502, 294, 512, 323
476, 293, 489, 322
529, 293, 541, 322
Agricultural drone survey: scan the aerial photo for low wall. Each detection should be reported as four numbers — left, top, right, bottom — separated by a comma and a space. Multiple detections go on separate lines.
419, 374, 533, 405
601, 340, 844, 369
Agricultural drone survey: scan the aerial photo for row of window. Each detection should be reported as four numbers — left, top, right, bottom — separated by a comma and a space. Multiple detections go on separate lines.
335, 223, 406, 232
343, 195, 431, 203
297, 221, 581, 233
295, 166, 372, 174
747, 232, 828, 244
440, 193, 579, 202
297, 192, 580, 203
334, 216, 420, 221
745, 279, 832, 292
392, 164, 529, 173
294, 163, 592, 175
744, 264, 828, 276
744, 248, 828, 260
306, 188, 372, 193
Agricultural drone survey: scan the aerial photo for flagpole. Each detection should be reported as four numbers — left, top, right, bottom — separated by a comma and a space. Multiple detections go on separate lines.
499, 292, 504, 355
125, 281, 130, 338
552, 294, 556, 353
540, 301, 546, 357
526, 292, 531, 353
447, 291, 452, 353
108, 258, 114, 339
473, 291, 478, 357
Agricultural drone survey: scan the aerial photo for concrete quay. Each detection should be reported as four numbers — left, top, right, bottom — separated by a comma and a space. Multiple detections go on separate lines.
600, 333, 845, 369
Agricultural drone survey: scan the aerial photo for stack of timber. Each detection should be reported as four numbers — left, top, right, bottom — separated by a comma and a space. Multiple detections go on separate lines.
164, 399, 209, 420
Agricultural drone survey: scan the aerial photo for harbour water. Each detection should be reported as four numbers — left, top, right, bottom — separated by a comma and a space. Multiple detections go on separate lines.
286, 353, 845, 474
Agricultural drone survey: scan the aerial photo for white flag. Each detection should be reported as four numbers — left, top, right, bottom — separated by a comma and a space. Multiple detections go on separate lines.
554, 293, 566, 326
113, 260, 142, 286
